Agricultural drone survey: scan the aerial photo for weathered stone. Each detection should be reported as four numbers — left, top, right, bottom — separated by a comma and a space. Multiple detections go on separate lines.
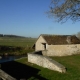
28, 53, 66, 73
0, 69, 16, 80
42, 44, 80, 56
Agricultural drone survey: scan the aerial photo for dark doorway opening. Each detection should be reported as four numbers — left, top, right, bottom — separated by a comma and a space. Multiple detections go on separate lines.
42, 43, 46, 50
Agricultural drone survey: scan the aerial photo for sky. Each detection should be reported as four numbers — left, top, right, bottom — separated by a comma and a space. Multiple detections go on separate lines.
0, 0, 80, 38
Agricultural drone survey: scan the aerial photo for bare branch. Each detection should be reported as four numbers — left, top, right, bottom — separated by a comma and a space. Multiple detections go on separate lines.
48, 0, 80, 23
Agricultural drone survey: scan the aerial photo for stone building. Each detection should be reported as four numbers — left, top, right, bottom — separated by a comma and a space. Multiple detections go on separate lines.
33, 34, 80, 56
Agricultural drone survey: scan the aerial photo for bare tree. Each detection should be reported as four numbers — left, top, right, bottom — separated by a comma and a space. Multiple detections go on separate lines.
48, 0, 80, 23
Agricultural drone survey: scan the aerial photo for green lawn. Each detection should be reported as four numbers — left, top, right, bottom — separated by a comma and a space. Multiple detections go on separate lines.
16, 54, 80, 80
0, 37, 36, 47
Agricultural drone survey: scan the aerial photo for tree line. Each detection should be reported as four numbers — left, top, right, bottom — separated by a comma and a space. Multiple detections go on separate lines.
0, 34, 26, 38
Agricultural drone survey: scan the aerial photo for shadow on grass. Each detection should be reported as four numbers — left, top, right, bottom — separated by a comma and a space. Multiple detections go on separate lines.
1, 61, 47, 80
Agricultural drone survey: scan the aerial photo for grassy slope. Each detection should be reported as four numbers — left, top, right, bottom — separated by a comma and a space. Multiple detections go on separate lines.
16, 54, 80, 80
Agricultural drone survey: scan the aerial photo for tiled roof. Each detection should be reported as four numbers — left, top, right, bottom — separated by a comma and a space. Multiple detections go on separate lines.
41, 34, 80, 45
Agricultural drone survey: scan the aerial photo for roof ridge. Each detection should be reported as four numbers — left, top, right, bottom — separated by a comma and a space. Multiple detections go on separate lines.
41, 34, 73, 36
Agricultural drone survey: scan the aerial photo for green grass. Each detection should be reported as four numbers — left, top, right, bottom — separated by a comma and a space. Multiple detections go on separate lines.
16, 54, 80, 80
0, 37, 36, 47
0, 37, 36, 55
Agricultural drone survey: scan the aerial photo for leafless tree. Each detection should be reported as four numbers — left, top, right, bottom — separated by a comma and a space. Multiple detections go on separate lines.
48, 0, 80, 23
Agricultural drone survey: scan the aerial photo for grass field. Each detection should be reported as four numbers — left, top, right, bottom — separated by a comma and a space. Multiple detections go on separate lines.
0, 37, 37, 55
0, 37, 37, 47
16, 54, 80, 80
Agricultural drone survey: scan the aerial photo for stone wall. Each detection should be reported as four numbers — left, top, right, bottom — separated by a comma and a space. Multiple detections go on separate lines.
0, 69, 16, 80
28, 53, 66, 73
42, 44, 80, 56
35, 36, 48, 51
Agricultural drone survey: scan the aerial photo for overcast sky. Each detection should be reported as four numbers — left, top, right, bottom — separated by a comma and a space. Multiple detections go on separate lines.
0, 0, 80, 37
